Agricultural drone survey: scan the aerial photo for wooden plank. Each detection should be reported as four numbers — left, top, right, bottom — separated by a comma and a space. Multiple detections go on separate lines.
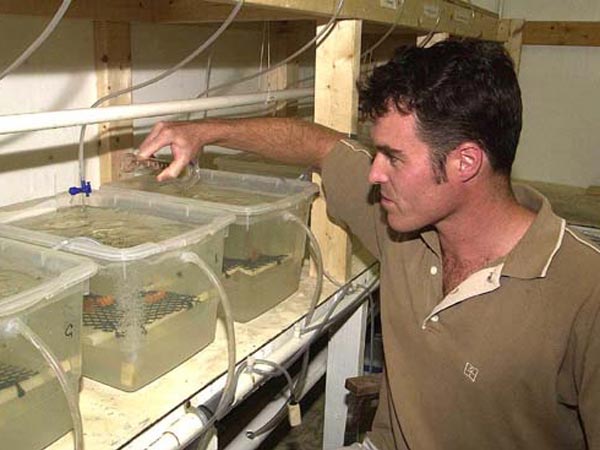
153, 1, 313, 23
523, 21, 600, 47
504, 19, 525, 73
0, 0, 499, 36
206, 0, 502, 40
345, 373, 382, 396
0, 0, 310, 23
311, 19, 362, 283
0, 0, 155, 22
94, 21, 133, 184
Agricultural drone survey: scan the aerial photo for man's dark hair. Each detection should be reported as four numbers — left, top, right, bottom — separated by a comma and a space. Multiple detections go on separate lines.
359, 38, 522, 181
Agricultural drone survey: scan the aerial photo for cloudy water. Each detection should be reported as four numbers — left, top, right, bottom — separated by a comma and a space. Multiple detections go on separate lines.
13, 206, 196, 248
0, 263, 46, 298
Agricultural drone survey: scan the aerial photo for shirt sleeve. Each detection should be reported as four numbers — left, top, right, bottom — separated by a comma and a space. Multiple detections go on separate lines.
577, 288, 600, 448
321, 139, 385, 260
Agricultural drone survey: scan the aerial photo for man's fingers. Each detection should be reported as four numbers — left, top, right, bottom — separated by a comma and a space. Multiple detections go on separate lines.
156, 158, 189, 182
138, 122, 171, 160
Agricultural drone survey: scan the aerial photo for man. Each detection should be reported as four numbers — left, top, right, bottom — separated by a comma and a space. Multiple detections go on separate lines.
139, 39, 600, 449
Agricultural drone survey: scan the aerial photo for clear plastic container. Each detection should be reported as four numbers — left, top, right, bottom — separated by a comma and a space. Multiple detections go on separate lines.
0, 238, 96, 450
0, 191, 234, 391
214, 152, 309, 180
103, 169, 319, 323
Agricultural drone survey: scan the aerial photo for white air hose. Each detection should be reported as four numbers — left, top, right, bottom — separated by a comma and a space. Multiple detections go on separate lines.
76, 0, 244, 187
193, 0, 346, 99
361, 0, 406, 62
178, 252, 237, 423
0, 0, 73, 81
2, 318, 84, 450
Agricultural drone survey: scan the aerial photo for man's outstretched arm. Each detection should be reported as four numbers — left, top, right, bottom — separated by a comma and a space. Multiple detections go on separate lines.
138, 117, 344, 181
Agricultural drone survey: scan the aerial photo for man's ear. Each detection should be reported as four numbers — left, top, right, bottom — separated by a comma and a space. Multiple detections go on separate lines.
447, 143, 484, 183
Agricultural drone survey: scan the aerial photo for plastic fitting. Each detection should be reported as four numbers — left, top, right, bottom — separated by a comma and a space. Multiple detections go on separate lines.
68, 180, 92, 197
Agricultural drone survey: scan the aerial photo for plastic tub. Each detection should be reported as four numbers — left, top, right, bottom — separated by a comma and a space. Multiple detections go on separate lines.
0, 191, 234, 391
103, 169, 319, 323
0, 238, 96, 450
214, 152, 309, 180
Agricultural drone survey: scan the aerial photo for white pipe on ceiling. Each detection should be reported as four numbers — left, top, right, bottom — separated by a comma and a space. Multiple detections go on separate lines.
0, 88, 313, 135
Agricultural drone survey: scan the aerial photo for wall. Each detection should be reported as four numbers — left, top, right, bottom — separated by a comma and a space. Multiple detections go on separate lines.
0, 16, 98, 206
503, 0, 600, 187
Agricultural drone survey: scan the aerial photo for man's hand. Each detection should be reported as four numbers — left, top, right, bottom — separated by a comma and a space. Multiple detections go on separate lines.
138, 117, 341, 179
138, 121, 206, 181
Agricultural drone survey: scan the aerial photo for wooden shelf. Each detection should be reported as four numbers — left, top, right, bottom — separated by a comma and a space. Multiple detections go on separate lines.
0, 0, 502, 40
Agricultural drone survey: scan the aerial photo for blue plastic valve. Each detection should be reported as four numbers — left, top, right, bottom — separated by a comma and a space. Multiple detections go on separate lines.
68, 180, 92, 197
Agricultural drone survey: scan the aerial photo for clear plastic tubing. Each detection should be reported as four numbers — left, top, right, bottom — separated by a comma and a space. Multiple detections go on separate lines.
5, 318, 84, 450
244, 212, 324, 439
361, 0, 406, 61
283, 213, 323, 328
76, 0, 244, 186
193, 0, 346, 99
0, 0, 73, 81
178, 252, 237, 426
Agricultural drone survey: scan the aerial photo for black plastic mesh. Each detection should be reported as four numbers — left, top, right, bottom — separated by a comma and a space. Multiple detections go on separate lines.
223, 253, 288, 277
83, 291, 200, 337
0, 362, 38, 398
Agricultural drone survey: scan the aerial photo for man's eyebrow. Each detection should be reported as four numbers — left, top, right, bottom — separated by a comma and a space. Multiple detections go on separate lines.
375, 145, 405, 158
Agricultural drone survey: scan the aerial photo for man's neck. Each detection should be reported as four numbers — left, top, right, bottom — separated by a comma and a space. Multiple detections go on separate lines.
436, 183, 536, 294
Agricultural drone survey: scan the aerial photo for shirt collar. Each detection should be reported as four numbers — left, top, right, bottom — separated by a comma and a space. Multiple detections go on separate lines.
501, 184, 566, 279
418, 184, 565, 279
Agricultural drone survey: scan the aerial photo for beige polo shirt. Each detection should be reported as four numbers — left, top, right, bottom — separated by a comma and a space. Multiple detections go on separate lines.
322, 139, 600, 450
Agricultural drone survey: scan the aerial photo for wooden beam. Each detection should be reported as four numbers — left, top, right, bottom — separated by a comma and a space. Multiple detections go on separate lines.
0, 0, 501, 36
154, 1, 312, 23
209, 0, 501, 40
94, 21, 133, 184
0, 0, 155, 22
0, 0, 310, 23
311, 19, 362, 283
523, 21, 600, 47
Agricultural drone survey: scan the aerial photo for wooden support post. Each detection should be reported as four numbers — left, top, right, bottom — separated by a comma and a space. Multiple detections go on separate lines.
312, 19, 362, 284
94, 21, 133, 184
503, 19, 525, 74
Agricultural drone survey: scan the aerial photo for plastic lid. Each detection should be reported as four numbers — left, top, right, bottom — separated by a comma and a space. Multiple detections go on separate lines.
0, 191, 235, 262
214, 153, 308, 179
0, 238, 97, 318
103, 169, 319, 222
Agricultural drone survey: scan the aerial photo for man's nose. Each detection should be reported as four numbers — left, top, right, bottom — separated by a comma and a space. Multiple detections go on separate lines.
368, 153, 388, 185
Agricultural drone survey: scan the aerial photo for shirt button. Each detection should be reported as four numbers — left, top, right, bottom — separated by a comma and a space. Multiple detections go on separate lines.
430, 266, 438, 275
431, 315, 439, 322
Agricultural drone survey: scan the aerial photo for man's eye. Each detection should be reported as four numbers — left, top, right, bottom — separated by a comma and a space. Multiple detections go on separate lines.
388, 155, 401, 166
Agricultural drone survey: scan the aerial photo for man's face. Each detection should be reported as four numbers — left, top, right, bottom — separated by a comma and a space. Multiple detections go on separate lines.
368, 110, 458, 232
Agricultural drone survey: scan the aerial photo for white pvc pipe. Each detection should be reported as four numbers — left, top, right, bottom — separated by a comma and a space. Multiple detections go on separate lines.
226, 348, 328, 450
146, 348, 328, 450
0, 88, 313, 135
146, 412, 208, 450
